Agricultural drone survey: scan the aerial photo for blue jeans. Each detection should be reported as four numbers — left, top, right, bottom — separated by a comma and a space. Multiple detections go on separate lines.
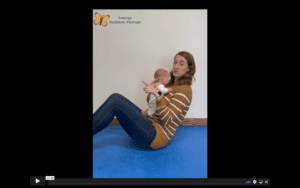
93, 93, 157, 147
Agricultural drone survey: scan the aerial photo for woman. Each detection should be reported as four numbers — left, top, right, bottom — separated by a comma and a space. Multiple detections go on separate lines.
93, 51, 196, 150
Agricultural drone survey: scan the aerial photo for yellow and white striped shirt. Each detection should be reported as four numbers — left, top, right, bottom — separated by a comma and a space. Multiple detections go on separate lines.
147, 85, 192, 150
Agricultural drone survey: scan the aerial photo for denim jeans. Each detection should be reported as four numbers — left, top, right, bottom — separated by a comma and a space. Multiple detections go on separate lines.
93, 93, 157, 147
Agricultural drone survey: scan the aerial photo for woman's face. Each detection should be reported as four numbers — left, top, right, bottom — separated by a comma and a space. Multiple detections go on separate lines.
173, 55, 190, 78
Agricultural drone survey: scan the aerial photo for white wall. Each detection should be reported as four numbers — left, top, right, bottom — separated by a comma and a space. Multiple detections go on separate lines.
93, 9, 207, 118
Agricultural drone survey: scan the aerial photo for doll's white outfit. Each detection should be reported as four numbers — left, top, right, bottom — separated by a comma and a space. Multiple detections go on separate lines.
147, 84, 169, 116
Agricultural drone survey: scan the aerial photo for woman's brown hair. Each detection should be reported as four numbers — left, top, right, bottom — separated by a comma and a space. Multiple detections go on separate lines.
165, 51, 196, 87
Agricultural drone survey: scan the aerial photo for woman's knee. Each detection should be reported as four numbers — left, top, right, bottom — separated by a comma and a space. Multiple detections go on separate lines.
108, 93, 125, 103
109, 93, 121, 99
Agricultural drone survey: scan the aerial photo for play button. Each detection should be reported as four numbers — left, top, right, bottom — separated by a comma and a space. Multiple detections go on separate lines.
30, 176, 45, 186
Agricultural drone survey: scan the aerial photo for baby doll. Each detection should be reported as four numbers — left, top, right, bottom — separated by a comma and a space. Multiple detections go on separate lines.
143, 69, 172, 117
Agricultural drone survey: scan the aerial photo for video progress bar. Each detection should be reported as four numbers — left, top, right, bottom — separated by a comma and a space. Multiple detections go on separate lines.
48, 179, 246, 186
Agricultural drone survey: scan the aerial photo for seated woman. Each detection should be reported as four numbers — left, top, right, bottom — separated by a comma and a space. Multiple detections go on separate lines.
93, 51, 196, 150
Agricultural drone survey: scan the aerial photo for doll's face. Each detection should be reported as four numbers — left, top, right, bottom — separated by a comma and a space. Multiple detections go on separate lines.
151, 76, 169, 87
151, 82, 160, 88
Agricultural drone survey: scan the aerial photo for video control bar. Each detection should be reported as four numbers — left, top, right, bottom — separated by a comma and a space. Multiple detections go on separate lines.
41, 178, 270, 186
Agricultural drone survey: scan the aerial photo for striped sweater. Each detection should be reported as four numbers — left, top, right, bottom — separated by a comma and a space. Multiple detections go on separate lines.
147, 85, 192, 150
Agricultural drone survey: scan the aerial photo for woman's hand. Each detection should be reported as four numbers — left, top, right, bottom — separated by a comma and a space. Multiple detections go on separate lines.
141, 108, 149, 117
151, 78, 160, 88
142, 81, 159, 95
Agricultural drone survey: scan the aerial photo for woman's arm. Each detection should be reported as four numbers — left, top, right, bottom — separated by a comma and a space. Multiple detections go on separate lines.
152, 88, 163, 100
156, 95, 163, 100
155, 86, 192, 126
156, 87, 172, 100
143, 81, 164, 100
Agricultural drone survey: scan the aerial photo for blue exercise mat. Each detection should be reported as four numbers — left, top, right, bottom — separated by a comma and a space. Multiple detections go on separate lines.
93, 126, 207, 178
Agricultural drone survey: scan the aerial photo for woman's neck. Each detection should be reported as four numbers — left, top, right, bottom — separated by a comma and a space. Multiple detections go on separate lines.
174, 77, 179, 86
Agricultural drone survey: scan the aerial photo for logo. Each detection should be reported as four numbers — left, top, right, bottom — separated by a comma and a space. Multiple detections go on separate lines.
94, 13, 110, 27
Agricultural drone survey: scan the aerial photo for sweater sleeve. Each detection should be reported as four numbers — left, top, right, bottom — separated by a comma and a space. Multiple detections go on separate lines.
155, 85, 192, 126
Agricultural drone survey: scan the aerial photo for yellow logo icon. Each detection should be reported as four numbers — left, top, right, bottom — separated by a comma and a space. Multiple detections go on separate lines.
94, 13, 110, 27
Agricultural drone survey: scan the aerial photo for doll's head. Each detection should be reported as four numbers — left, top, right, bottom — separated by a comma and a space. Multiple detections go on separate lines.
152, 69, 170, 87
